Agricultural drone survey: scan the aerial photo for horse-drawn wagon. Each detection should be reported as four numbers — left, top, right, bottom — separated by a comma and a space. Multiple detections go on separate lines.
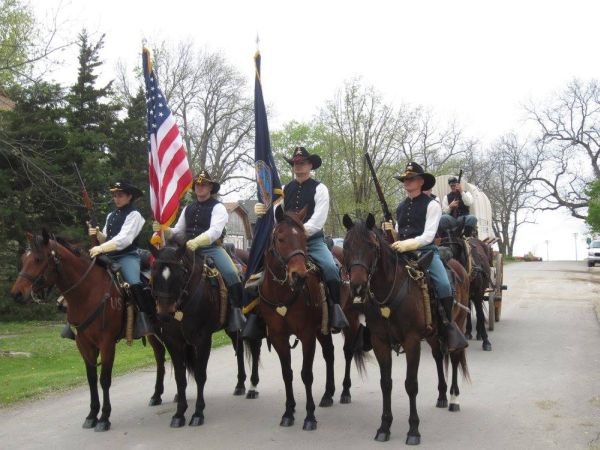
433, 175, 507, 331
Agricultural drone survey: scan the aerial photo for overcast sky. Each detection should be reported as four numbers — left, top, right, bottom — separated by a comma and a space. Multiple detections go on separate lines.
31, 0, 599, 259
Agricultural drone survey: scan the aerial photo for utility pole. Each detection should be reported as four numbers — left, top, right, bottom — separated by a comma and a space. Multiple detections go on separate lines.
573, 232, 578, 261
545, 240, 550, 262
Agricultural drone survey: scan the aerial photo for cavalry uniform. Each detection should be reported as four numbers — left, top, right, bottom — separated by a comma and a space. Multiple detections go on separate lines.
388, 163, 467, 352
89, 180, 153, 337
440, 176, 478, 237
166, 170, 245, 332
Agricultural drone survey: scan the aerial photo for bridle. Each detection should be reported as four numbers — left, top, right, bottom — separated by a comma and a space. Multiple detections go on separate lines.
267, 223, 307, 286
151, 251, 197, 312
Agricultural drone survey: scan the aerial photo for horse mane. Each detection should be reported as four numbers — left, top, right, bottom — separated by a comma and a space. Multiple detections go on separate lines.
349, 219, 397, 274
54, 236, 86, 257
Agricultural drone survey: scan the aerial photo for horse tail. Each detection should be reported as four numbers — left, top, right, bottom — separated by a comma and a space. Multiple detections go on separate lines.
443, 350, 471, 383
183, 344, 196, 377
243, 338, 261, 367
353, 347, 368, 377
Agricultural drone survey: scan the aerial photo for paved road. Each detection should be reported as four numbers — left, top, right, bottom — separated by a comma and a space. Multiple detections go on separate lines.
1, 261, 599, 449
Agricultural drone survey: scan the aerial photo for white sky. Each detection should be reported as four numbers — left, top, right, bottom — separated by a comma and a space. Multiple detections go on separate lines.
31, 0, 600, 260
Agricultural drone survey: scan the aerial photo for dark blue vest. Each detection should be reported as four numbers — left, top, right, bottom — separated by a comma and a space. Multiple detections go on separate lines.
446, 191, 470, 216
396, 193, 433, 240
106, 204, 139, 255
184, 198, 220, 240
283, 178, 320, 223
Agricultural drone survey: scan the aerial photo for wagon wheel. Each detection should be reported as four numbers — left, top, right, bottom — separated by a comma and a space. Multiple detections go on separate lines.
487, 290, 495, 331
494, 252, 503, 322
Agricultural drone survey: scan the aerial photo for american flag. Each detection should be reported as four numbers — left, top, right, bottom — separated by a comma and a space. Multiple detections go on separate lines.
142, 47, 192, 226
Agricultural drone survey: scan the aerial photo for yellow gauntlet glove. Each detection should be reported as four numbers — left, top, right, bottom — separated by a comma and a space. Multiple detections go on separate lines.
89, 242, 118, 258
186, 233, 211, 251
390, 238, 420, 253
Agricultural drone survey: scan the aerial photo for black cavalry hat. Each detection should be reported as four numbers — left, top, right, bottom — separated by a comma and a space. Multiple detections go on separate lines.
394, 162, 436, 191
109, 180, 143, 199
284, 146, 322, 170
192, 170, 221, 194
448, 176, 459, 185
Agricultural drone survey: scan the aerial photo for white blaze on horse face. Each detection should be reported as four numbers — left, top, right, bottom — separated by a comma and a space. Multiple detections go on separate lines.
162, 267, 171, 281
290, 227, 300, 236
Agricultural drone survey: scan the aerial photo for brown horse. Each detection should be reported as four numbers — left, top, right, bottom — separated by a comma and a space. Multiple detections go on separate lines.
439, 229, 493, 351
149, 242, 262, 427
342, 214, 469, 444
258, 206, 362, 430
10, 231, 139, 431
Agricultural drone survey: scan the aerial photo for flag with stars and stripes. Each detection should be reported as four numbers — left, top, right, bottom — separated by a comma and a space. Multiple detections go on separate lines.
142, 47, 192, 229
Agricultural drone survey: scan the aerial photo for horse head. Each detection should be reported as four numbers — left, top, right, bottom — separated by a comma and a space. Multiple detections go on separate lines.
342, 213, 381, 299
11, 230, 58, 304
150, 241, 195, 319
268, 205, 309, 288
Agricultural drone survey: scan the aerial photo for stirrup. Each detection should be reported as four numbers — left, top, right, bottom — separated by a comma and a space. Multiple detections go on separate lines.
60, 323, 76, 340
134, 312, 154, 338
241, 313, 263, 340
447, 322, 468, 352
228, 307, 247, 333
330, 303, 349, 330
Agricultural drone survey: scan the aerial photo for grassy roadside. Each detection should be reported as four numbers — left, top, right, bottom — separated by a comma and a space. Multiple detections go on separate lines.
0, 321, 230, 407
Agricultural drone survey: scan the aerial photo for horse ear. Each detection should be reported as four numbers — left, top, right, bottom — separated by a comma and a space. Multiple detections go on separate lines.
366, 213, 375, 229
25, 232, 34, 245
41, 229, 50, 245
275, 204, 285, 222
342, 214, 354, 230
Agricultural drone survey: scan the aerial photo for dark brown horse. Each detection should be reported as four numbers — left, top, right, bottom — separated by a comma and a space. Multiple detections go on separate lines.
258, 206, 362, 430
10, 231, 144, 431
439, 230, 493, 351
149, 242, 262, 427
342, 214, 469, 444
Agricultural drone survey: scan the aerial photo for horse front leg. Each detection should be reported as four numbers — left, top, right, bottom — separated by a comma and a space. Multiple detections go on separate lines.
78, 341, 99, 429
227, 330, 246, 396
371, 333, 393, 442
95, 344, 116, 431
246, 337, 262, 399
167, 342, 188, 428
340, 335, 353, 404
474, 297, 492, 351
404, 333, 422, 445
300, 335, 318, 430
190, 333, 212, 426
148, 334, 166, 406
270, 333, 296, 427
465, 301, 473, 339
428, 336, 448, 408
316, 332, 335, 407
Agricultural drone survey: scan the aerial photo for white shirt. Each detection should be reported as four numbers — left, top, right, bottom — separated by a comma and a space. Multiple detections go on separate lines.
102, 210, 145, 251
395, 198, 442, 248
277, 181, 329, 237
171, 202, 229, 244
441, 190, 473, 214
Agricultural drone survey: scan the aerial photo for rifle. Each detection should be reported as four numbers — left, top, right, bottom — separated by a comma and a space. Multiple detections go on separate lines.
364, 152, 395, 243
451, 169, 464, 218
73, 163, 99, 246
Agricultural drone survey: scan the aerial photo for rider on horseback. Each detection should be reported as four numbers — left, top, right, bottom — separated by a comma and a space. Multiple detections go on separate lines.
153, 170, 246, 333
88, 180, 154, 337
254, 146, 349, 331
382, 162, 468, 352
440, 176, 478, 237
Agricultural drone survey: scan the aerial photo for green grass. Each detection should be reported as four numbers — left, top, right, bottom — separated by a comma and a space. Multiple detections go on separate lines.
0, 321, 230, 407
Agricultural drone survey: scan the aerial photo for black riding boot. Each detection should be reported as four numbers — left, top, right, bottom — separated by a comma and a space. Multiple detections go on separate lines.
326, 280, 349, 331
440, 296, 468, 352
227, 282, 247, 333
131, 284, 155, 338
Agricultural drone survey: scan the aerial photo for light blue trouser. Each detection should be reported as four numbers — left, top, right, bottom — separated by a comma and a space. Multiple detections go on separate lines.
418, 244, 452, 299
196, 244, 241, 286
307, 234, 340, 283
439, 214, 478, 231
112, 251, 141, 285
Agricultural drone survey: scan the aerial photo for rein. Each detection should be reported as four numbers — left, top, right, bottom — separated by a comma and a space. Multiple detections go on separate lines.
152, 251, 198, 313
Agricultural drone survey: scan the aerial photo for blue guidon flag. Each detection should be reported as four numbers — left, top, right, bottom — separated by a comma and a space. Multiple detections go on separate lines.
244, 50, 282, 303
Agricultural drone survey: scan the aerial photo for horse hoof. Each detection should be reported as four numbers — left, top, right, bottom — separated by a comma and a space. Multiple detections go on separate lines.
189, 414, 204, 426
436, 398, 448, 408
148, 397, 162, 406
246, 390, 259, 399
449, 403, 460, 412
233, 386, 246, 396
406, 434, 421, 445
374, 430, 390, 442
280, 416, 294, 427
319, 396, 333, 407
94, 420, 111, 432
340, 394, 352, 404
482, 341, 492, 351
465, 333, 473, 340
170, 416, 186, 428
303, 419, 318, 431
82, 417, 97, 429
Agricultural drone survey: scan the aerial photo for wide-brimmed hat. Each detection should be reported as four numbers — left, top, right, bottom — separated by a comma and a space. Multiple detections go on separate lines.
394, 162, 436, 191
109, 180, 143, 199
448, 176, 459, 185
284, 146, 322, 170
192, 170, 220, 194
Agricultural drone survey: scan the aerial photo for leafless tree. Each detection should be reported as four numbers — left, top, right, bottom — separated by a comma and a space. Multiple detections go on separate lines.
526, 79, 600, 220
